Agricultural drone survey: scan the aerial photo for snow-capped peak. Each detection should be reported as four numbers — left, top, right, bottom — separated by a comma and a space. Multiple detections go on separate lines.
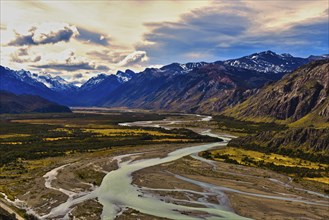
80, 73, 108, 90
223, 51, 308, 73
30, 72, 77, 91
116, 69, 136, 83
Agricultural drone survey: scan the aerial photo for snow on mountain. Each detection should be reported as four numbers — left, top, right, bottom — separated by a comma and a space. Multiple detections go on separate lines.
116, 69, 136, 83
8, 69, 45, 88
79, 74, 109, 91
224, 50, 309, 73
160, 62, 208, 74
31, 73, 77, 92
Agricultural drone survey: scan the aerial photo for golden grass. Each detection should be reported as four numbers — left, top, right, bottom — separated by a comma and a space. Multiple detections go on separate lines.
304, 177, 329, 184
211, 147, 328, 169
0, 134, 30, 139
289, 111, 329, 129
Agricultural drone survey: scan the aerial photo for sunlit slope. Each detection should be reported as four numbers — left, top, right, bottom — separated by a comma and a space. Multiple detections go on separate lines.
223, 60, 329, 128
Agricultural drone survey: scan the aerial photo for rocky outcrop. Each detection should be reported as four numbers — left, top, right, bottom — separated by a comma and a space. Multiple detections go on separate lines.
224, 60, 329, 122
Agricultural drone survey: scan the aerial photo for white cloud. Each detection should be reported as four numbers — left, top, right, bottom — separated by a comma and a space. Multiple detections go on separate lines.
118, 51, 148, 67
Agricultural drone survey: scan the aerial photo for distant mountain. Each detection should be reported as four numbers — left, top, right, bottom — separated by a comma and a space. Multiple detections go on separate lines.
0, 66, 136, 106
101, 63, 284, 112
224, 50, 309, 73
1, 51, 326, 110
0, 66, 72, 105
0, 90, 71, 114
116, 69, 136, 83
159, 62, 208, 75
224, 59, 329, 125
32, 73, 78, 92
72, 73, 123, 106
307, 54, 329, 61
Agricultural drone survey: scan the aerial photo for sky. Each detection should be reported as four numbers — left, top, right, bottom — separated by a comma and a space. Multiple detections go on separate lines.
1, 0, 328, 85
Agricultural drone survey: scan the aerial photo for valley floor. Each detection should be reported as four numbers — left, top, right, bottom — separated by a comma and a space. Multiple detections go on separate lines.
0, 109, 328, 219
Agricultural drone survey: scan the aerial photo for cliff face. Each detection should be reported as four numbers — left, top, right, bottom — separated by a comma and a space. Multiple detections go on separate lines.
224, 60, 329, 123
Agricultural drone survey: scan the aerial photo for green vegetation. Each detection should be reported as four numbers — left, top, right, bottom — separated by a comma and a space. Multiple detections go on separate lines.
213, 115, 287, 135
203, 115, 329, 185
202, 147, 329, 183
0, 112, 218, 167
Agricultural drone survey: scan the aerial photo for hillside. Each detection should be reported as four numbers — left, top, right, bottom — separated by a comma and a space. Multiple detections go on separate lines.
101, 63, 284, 112
223, 60, 329, 157
223, 60, 329, 127
0, 91, 71, 114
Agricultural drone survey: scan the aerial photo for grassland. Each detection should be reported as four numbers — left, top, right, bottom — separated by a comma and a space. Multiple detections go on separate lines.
212, 115, 287, 136
202, 115, 329, 186
0, 112, 218, 167
202, 147, 329, 184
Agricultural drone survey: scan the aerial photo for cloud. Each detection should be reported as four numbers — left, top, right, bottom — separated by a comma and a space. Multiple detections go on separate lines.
31, 50, 110, 72
73, 73, 83, 79
76, 27, 110, 46
10, 47, 41, 63
96, 65, 110, 71
8, 23, 78, 46
137, 1, 329, 63
86, 50, 128, 63
33, 62, 109, 72
118, 51, 148, 67
137, 5, 253, 63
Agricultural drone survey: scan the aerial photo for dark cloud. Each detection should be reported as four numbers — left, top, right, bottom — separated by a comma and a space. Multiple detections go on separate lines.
33, 63, 95, 71
233, 19, 329, 57
96, 65, 110, 71
138, 3, 328, 63
10, 48, 41, 63
76, 27, 110, 46
8, 34, 36, 46
138, 6, 252, 63
8, 24, 76, 46
73, 73, 83, 79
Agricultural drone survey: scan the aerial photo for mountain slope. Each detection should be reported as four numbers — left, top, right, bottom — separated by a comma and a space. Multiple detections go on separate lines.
33, 73, 78, 92
101, 63, 285, 113
224, 59, 329, 126
72, 74, 122, 106
0, 66, 74, 105
0, 91, 71, 114
224, 60, 329, 156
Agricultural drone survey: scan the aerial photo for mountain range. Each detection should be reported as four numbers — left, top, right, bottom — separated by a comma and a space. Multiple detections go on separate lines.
1, 50, 328, 111
1, 51, 328, 155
